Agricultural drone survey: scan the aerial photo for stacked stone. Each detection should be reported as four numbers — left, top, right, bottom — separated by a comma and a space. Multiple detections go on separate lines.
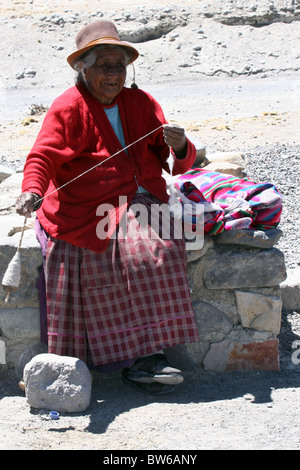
183, 228, 286, 372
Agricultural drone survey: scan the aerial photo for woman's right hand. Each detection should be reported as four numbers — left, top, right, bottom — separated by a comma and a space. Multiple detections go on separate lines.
15, 192, 42, 217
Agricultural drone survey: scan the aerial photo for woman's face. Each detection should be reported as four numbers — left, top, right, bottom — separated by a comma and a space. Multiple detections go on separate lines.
83, 47, 127, 104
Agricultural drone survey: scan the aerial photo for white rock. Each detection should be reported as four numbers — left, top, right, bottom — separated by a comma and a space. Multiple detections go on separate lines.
23, 353, 92, 413
280, 268, 300, 311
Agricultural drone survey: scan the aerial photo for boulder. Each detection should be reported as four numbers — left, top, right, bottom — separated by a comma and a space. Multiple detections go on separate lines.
23, 353, 92, 413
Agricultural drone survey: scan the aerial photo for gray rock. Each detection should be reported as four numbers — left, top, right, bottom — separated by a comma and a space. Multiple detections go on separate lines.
203, 248, 287, 289
0, 307, 40, 339
0, 242, 43, 308
0, 165, 14, 183
214, 228, 283, 249
15, 342, 47, 380
280, 268, 300, 311
192, 300, 233, 342
0, 307, 44, 370
186, 235, 213, 263
23, 353, 92, 413
235, 290, 282, 334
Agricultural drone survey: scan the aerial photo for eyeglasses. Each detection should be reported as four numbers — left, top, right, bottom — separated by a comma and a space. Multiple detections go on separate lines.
96, 63, 126, 74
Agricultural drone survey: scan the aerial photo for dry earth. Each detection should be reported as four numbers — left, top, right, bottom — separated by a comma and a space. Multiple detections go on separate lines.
0, 0, 300, 452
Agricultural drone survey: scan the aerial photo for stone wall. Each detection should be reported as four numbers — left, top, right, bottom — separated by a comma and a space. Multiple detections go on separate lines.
173, 228, 286, 372
0, 215, 287, 376
0, 163, 288, 377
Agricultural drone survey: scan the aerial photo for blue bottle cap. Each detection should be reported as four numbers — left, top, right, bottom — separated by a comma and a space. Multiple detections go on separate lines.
49, 411, 60, 420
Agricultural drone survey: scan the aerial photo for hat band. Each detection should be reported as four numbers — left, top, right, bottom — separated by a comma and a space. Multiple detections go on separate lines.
81, 36, 122, 49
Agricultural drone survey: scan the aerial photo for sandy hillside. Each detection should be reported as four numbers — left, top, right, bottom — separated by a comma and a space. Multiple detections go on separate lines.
1, 0, 300, 160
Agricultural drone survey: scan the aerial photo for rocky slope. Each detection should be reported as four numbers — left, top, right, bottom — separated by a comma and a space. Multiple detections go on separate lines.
1, 0, 300, 93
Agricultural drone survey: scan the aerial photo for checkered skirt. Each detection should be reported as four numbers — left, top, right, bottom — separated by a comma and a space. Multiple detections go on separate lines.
45, 194, 199, 367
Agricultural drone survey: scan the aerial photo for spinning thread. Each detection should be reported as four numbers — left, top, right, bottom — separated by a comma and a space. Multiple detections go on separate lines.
2, 125, 166, 301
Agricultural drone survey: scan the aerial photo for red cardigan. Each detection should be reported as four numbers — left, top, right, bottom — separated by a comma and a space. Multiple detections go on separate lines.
22, 83, 196, 252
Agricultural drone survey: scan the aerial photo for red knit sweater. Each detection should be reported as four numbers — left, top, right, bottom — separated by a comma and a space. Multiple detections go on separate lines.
22, 83, 196, 252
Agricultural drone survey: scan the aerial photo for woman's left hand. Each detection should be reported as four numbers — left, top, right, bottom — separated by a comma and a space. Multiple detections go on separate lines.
163, 124, 187, 158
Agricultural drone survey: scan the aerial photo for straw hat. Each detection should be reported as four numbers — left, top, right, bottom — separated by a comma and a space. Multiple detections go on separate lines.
67, 20, 139, 69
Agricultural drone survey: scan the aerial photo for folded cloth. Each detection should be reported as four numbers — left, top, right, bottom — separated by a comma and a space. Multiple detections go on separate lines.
173, 168, 282, 235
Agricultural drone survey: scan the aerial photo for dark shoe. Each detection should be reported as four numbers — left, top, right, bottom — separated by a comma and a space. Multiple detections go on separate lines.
126, 354, 184, 385
122, 368, 175, 395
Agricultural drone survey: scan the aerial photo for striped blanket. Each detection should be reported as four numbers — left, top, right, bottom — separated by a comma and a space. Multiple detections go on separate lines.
173, 168, 282, 235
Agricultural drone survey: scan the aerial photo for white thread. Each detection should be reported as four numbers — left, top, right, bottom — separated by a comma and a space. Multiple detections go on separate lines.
36, 124, 164, 204
2, 216, 28, 301
2, 251, 21, 289
167, 151, 182, 220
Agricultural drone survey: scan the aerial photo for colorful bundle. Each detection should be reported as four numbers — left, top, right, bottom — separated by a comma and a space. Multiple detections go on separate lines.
174, 168, 282, 235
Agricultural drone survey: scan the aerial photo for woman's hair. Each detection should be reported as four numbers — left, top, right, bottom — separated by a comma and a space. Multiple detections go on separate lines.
74, 44, 132, 84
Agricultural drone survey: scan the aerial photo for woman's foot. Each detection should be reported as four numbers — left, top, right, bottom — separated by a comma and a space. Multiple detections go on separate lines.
125, 354, 184, 385
122, 368, 175, 396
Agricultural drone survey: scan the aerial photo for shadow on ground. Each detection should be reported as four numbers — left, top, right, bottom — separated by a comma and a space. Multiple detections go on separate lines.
1, 309, 299, 439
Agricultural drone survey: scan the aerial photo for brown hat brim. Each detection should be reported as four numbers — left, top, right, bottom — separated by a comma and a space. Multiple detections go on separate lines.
67, 37, 139, 69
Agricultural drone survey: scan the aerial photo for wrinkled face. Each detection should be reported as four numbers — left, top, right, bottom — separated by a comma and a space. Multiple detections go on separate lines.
82, 47, 127, 104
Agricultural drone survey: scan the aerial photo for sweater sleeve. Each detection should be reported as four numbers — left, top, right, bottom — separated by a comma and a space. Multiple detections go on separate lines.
22, 96, 88, 197
170, 139, 196, 175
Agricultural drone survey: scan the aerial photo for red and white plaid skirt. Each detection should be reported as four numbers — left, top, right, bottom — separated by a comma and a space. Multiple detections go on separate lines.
45, 194, 199, 367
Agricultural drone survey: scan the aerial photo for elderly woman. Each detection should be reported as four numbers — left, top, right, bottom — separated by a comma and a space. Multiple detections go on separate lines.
16, 20, 199, 395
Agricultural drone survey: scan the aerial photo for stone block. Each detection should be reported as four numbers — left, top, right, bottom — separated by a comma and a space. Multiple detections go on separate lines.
186, 235, 213, 262
0, 307, 41, 339
203, 151, 246, 177
23, 353, 92, 413
0, 307, 43, 370
280, 268, 300, 311
204, 161, 244, 178
206, 151, 245, 168
214, 228, 283, 249
203, 338, 279, 372
192, 300, 233, 342
203, 248, 286, 289
165, 341, 210, 370
235, 290, 282, 335
0, 242, 43, 308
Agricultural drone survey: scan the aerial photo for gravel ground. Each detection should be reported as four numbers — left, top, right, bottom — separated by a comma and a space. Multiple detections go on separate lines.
244, 143, 300, 271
